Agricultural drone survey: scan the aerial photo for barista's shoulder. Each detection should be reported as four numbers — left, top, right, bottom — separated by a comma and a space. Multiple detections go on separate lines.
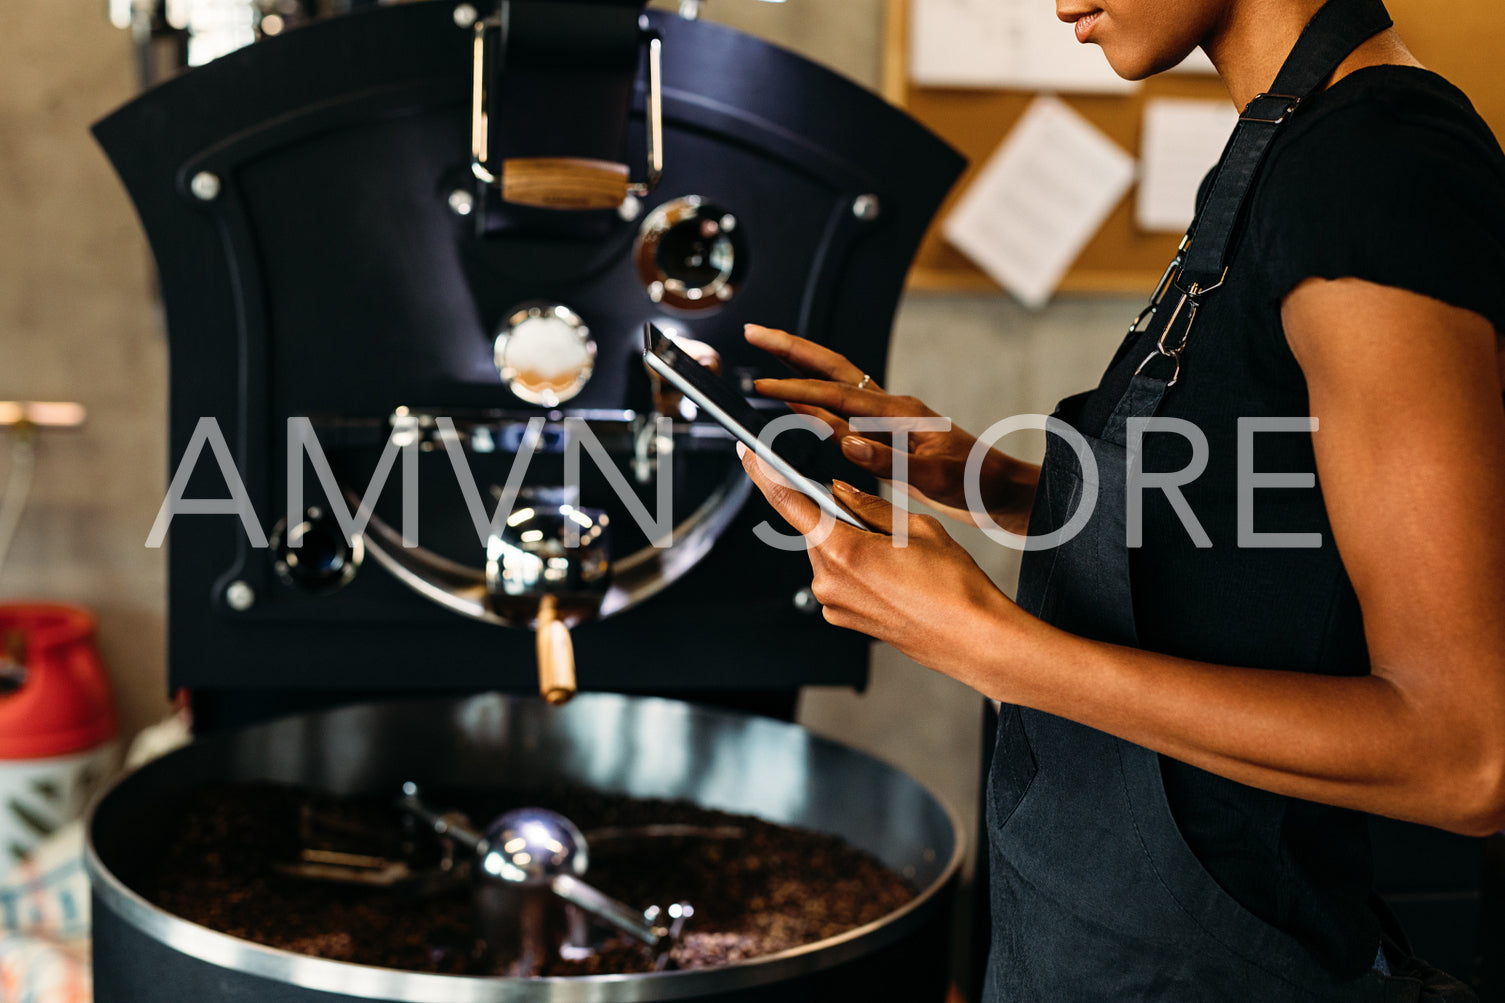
1269, 65, 1505, 178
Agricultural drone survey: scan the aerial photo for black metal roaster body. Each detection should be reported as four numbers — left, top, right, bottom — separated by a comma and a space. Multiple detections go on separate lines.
94, 0, 962, 703
89, 2, 966, 999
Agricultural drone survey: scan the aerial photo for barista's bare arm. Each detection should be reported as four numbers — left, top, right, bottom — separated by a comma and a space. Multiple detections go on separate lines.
999, 279, 1505, 835
742, 279, 1505, 837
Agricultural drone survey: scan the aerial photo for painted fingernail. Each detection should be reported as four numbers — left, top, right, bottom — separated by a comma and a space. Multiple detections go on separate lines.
735, 442, 748, 459
841, 436, 873, 461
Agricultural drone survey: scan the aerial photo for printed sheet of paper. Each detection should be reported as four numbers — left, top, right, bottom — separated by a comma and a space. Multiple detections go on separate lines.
910, 0, 1135, 94
1135, 98, 1238, 232
1166, 47, 1219, 75
943, 96, 1136, 309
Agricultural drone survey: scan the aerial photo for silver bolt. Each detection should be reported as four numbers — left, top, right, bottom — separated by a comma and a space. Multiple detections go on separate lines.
190, 171, 221, 202
617, 193, 642, 222
447, 188, 476, 217
851, 193, 881, 221
453, 3, 478, 28
225, 580, 256, 612
793, 586, 820, 614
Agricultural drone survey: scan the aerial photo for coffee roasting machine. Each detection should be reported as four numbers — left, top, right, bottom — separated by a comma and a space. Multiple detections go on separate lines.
85, 1, 974, 999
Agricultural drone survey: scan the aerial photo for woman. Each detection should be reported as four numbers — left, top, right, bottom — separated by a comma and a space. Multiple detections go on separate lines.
738, 0, 1505, 998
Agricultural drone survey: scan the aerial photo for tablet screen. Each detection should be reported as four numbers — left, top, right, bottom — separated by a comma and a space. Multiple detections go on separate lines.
642, 323, 866, 530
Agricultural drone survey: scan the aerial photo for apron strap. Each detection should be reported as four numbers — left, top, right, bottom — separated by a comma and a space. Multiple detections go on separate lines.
1106, 0, 1394, 445
1180, 0, 1394, 290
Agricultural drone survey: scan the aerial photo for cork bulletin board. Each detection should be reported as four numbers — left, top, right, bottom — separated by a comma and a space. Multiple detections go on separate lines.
884, 0, 1505, 294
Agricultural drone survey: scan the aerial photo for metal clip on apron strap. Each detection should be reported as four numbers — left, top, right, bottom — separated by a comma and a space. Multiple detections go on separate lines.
1121, 0, 1394, 425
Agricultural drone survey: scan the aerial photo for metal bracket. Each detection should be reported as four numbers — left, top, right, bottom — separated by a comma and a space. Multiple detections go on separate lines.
1240, 92, 1302, 125
470, 12, 663, 205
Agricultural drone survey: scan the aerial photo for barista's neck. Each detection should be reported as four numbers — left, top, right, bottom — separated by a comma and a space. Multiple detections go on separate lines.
1203, 0, 1421, 111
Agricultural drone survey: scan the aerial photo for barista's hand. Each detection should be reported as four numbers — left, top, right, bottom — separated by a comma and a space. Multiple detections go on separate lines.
744, 324, 1038, 534
737, 443, 1023, 685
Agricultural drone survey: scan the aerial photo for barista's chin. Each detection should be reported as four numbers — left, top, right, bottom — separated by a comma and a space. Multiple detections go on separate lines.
1099, 43, 1203, 82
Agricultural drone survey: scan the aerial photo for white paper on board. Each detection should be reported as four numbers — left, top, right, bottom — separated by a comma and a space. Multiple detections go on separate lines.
1135, 98, 1238, 232
909, 0, 1136, 94
1165, 47, 1219, 76
942, 96, 1136, 310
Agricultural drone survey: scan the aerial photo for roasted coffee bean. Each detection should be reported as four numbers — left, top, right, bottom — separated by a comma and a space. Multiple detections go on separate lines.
139, 782, 915, 976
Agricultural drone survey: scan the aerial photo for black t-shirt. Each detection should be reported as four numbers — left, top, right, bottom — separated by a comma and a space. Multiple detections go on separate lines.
1078, 65, 1505, 977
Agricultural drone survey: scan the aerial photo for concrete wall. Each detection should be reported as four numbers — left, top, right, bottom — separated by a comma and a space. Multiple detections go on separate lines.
0, 0, 173, 741
0, 2, 1142, 842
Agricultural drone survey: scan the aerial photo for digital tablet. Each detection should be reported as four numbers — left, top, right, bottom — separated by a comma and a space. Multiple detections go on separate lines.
642, 322, 866, 531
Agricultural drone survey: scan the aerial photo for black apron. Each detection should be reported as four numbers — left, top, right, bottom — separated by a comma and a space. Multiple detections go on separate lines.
982, 1, 1477, 999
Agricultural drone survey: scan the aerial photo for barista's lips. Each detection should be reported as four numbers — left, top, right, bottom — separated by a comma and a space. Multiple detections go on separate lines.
1058, 7, 1105, 43
1074, 10, 1104, 43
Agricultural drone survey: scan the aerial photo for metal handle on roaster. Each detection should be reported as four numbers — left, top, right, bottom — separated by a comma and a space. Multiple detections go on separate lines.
484, 494, 612, 706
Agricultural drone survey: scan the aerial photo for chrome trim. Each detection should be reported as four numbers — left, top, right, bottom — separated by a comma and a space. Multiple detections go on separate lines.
626, 33, 663, 198
470, 15, 498, 184
358, 469, 751, 625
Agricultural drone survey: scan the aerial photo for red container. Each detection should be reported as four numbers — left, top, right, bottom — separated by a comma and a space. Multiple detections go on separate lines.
0, 604, 117, 760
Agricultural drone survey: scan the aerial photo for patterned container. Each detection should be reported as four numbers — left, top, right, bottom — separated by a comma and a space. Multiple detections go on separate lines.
0, 605, 117, 866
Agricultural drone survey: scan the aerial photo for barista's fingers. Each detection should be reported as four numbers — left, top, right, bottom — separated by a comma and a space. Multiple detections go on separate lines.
830, 480, 897, 533
745, 324, 867, 385
839, 435, 898, 479
838, 437, 943, 500
737, 443, 825, 536
753, 379, 896, 417
786, 402, 852, 441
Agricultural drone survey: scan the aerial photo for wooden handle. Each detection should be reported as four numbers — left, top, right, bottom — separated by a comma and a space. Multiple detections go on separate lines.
536, 595, 577, 705
502, 158, 629, 211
